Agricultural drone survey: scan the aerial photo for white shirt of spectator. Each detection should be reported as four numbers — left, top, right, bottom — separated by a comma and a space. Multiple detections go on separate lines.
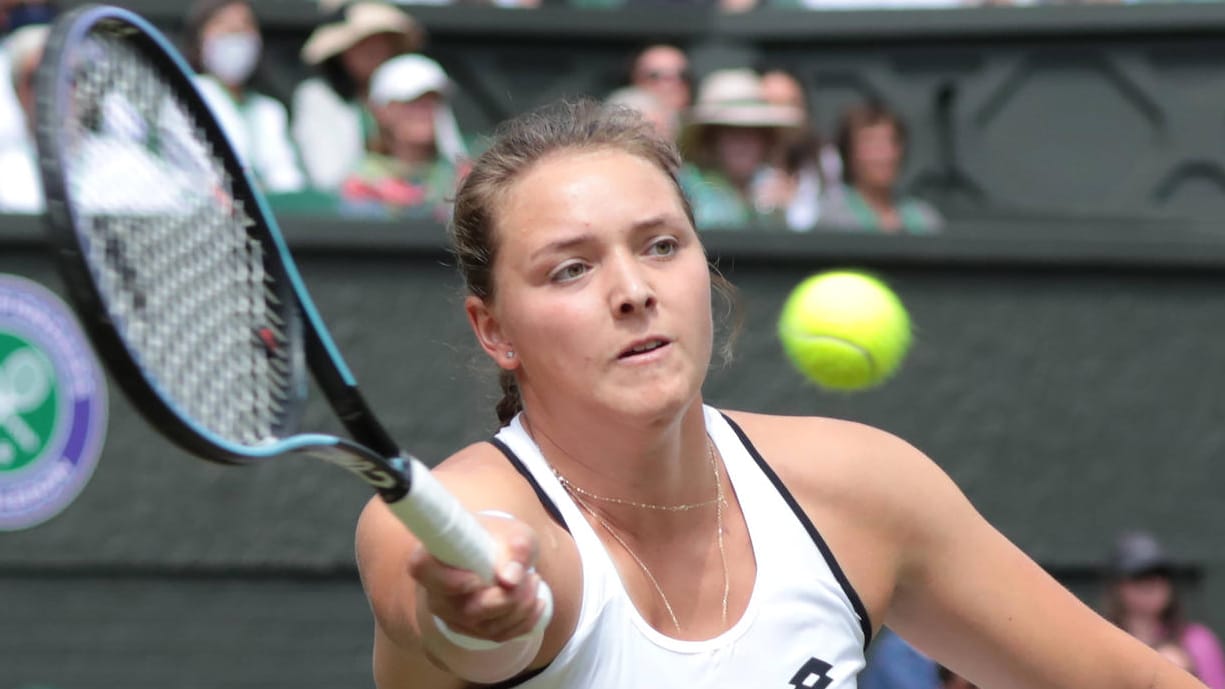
291, 77, 364, 191
0, 49, 25, 153
0, 135, 42, 213
194, 75, 305, 194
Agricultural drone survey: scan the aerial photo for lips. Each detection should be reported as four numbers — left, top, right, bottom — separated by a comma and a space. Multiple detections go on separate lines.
618, 337, 671, 359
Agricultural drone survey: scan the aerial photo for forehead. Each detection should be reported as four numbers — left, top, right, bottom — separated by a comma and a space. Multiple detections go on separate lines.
205, 2, 256, 28
636, 46, 686, 70
495, 148, 687, 248
761, 73, 803, 104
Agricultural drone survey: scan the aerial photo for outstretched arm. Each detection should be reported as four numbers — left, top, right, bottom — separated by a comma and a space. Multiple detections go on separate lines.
878, 431, 1204, 689
355, 446, 579, 688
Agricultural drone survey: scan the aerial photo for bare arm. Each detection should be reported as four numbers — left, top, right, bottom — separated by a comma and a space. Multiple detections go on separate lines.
877, 432, 1205, 689
354, 445, 580, 688
729, 411, 1205, 689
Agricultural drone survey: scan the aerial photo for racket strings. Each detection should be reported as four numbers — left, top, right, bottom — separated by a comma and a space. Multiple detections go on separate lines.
64, 30, 295, 446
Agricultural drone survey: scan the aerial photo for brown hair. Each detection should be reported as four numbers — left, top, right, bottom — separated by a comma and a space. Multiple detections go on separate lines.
449, 99, 738, 425
835, 100, 908, 186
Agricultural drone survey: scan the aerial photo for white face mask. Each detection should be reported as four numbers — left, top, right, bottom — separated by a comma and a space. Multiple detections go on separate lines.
202, 32, 262, 86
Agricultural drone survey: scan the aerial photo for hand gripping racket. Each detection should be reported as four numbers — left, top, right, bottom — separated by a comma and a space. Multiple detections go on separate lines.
34, 4, 551, 639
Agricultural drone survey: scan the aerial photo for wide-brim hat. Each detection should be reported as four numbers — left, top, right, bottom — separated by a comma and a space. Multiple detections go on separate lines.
684, 68, 804, 130
301, 1, 424, 66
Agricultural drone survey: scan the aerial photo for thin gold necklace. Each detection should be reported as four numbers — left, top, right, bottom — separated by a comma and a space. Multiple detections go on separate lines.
559, 437, 729, 634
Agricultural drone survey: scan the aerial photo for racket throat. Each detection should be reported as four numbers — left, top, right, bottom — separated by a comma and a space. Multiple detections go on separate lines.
299, 439, 410, 502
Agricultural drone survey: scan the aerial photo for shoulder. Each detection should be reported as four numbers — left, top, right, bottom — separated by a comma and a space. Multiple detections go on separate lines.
722, 410, 951, 558
722, 409, 929, 500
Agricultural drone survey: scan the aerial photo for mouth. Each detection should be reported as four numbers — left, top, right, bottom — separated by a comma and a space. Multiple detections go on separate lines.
618, 337, 671, 360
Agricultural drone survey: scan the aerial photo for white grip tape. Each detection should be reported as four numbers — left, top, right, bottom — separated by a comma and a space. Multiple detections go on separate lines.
433, 574, 555, 651
386, 458, 497, 583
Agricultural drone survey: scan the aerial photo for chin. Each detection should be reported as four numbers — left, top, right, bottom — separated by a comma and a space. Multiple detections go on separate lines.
604, 377, 702, 426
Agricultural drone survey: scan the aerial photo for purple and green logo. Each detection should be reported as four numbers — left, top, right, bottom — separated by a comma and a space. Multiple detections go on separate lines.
0, 275, 107, 531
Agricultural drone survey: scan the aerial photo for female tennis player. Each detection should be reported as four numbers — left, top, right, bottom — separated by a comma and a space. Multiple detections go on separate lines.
354, 100, 1207, 689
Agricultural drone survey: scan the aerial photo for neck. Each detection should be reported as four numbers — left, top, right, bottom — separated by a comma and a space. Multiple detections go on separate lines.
856, 183, 894, 210
388, 140, 434, 168
521, 399, 712, 533
1124, 615, 1166, 643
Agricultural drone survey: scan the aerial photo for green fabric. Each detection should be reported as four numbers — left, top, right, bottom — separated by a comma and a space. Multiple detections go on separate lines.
843, 188, 939, 234
678, 163, 785, 231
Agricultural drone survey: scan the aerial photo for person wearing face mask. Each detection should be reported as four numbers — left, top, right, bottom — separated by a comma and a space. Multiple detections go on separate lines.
184, 0, 306, 195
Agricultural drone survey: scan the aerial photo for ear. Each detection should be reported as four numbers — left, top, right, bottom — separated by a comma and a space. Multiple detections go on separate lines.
465, 295, 518, 371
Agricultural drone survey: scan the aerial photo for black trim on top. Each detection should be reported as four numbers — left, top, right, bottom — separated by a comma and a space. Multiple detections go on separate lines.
488, 437, 570, 533
474, 437, 566, 689
471, 664, 549, 689
720, 413, 874, 650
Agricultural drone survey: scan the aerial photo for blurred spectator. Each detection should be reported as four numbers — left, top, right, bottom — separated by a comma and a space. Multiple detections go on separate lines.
294, 0, 423, 191
605, 86, 677, 142
626, 44, 690, 134
820, 101, 943, 233
678, 68, 803, 230
1103, 530, 1225, 688
0, 23, 46, 213
339, 54, 468, 221
185, 0, 306, 193
0, 1, 55, 151
859, 627, 940, 689
757, 67, 827, 231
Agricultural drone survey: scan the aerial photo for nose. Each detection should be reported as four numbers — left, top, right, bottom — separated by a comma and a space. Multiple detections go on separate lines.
608, 253, 657, 317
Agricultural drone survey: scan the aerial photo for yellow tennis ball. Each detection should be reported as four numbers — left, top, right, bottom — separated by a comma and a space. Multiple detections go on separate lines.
777, 271, 911, 391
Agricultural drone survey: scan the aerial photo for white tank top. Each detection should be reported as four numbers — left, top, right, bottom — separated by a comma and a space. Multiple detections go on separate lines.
484, 405, 871, 689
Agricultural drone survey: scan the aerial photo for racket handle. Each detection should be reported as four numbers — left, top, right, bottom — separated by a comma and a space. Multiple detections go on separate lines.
384, 457, 556, 652
386, 457, 499, 582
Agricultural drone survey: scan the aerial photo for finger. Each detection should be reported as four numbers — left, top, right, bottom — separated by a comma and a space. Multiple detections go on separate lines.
456, 574, 545, 641
409, 546, 485, 597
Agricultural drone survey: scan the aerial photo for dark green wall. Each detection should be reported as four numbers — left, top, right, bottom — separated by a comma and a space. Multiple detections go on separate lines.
2, 213, 1223, 687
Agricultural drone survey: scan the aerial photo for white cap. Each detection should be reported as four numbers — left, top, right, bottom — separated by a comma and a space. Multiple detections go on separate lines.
368, 54, 449, 106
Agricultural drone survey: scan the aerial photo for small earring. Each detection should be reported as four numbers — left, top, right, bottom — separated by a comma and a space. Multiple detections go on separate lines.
505, 351, 515, 359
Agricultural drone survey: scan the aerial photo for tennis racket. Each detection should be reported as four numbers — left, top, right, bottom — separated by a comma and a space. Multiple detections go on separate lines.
35, 4, 549, 628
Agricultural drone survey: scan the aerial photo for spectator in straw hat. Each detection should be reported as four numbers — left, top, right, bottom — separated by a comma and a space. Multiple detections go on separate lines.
292, 0, 424, 191
678, 68, 805, 230
339, 54, 469, 222
185, 0, 306, 194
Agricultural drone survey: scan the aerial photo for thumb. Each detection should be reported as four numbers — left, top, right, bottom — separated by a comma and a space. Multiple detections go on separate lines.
475, 510, 539, 589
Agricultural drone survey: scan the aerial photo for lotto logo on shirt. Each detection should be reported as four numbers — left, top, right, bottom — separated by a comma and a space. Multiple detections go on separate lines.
0, 275, 107, 531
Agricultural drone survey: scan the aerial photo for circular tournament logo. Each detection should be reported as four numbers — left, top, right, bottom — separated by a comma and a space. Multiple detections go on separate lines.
0, 275, 107, 531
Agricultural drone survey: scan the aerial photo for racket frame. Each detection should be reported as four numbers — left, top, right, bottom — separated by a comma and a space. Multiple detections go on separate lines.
35, 4, 410, 497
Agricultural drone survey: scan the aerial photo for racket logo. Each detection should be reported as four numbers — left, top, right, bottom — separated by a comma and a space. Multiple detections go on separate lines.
0, 276, 108, 531
303, 445, 402, 492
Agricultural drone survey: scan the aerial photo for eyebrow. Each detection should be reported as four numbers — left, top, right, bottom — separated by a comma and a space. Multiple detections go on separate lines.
528, 214, 678, 262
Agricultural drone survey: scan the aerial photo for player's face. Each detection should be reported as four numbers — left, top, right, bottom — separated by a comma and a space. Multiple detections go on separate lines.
471, 148, 712, 424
